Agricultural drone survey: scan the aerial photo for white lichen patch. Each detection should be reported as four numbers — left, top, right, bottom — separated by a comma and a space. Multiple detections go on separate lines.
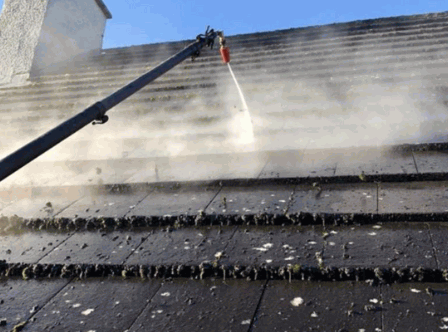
184, 246, 190, 250
368, 232, 377, 236
285, 256, 294, 261
263, 243, 273, 249
439, 325, 448, 330
359, 329, 366, 332
330, 231, 338, 234
290, 297, 304, 306
443, 317, 448, 322
311, 311, 318, 318
279, 200, 286, 203
214, 252, 223, 259
241, 319, 251, 325
283, 244, 292, 249
161, 292, 171, 297
329, 242, 335, 246
81, 309, 94, 316
410, 288, 421, 293
372, 225, 382, 229
308, 241, 317, 245
266, 259, 273, 263
369, 299, 379, 303
72, 304, 81, 308
253, 247, 268, 252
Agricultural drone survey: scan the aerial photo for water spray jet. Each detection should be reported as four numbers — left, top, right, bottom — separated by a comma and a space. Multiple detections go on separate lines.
218, 32, 255, 147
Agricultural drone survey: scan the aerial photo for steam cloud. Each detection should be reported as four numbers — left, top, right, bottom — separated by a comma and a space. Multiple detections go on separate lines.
1, 23, 448, 190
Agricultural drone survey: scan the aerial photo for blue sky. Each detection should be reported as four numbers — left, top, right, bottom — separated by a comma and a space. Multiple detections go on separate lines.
0, 0, 446, 49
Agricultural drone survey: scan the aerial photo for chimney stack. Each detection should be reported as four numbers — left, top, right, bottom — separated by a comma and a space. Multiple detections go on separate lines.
0, 0, 112, 86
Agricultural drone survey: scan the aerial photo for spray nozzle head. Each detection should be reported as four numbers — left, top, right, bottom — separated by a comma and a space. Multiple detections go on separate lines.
217, 31, 226, 48
217, 31, 230, 64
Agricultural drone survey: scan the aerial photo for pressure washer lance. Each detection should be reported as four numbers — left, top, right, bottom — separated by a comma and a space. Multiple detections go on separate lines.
218, 31, 230, 64
0, 27, 222, 182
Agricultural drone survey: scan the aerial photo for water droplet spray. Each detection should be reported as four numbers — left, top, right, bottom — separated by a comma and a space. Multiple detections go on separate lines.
226, 63, 255, 146
218, 31, 255, 148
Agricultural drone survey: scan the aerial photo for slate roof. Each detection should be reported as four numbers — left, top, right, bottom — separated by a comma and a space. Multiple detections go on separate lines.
1, 11, 448, 331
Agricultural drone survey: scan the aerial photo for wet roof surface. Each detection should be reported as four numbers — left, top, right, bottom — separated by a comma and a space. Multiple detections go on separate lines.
1, 176, 448, 330
2, 277, 448, 331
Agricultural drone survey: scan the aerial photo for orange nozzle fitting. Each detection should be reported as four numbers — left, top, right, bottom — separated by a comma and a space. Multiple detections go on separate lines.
218, 32, 230, 64
220, 47, 230, 64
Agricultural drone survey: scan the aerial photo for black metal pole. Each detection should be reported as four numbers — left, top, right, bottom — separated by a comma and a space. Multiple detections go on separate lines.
0, 30, 218, 182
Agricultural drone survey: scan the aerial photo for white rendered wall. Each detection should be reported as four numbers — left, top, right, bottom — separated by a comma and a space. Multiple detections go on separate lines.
0, 0, 109, 85
0, 0, 49, 84
32, 0, 107, 73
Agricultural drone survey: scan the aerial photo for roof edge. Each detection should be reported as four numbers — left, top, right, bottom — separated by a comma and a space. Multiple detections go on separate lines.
102, 10, 448, 51
94, 0, 112, 19
225, 10, 448, 40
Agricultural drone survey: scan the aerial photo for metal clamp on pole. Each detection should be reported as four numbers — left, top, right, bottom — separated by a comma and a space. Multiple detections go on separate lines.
91, 101, 109, 125
92, 116, 109, 125
192, 26, 217, 61
0, 27, 222, 182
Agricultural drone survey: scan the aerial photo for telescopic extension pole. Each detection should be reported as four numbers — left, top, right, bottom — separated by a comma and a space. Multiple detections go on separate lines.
0, 28, 220, 182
